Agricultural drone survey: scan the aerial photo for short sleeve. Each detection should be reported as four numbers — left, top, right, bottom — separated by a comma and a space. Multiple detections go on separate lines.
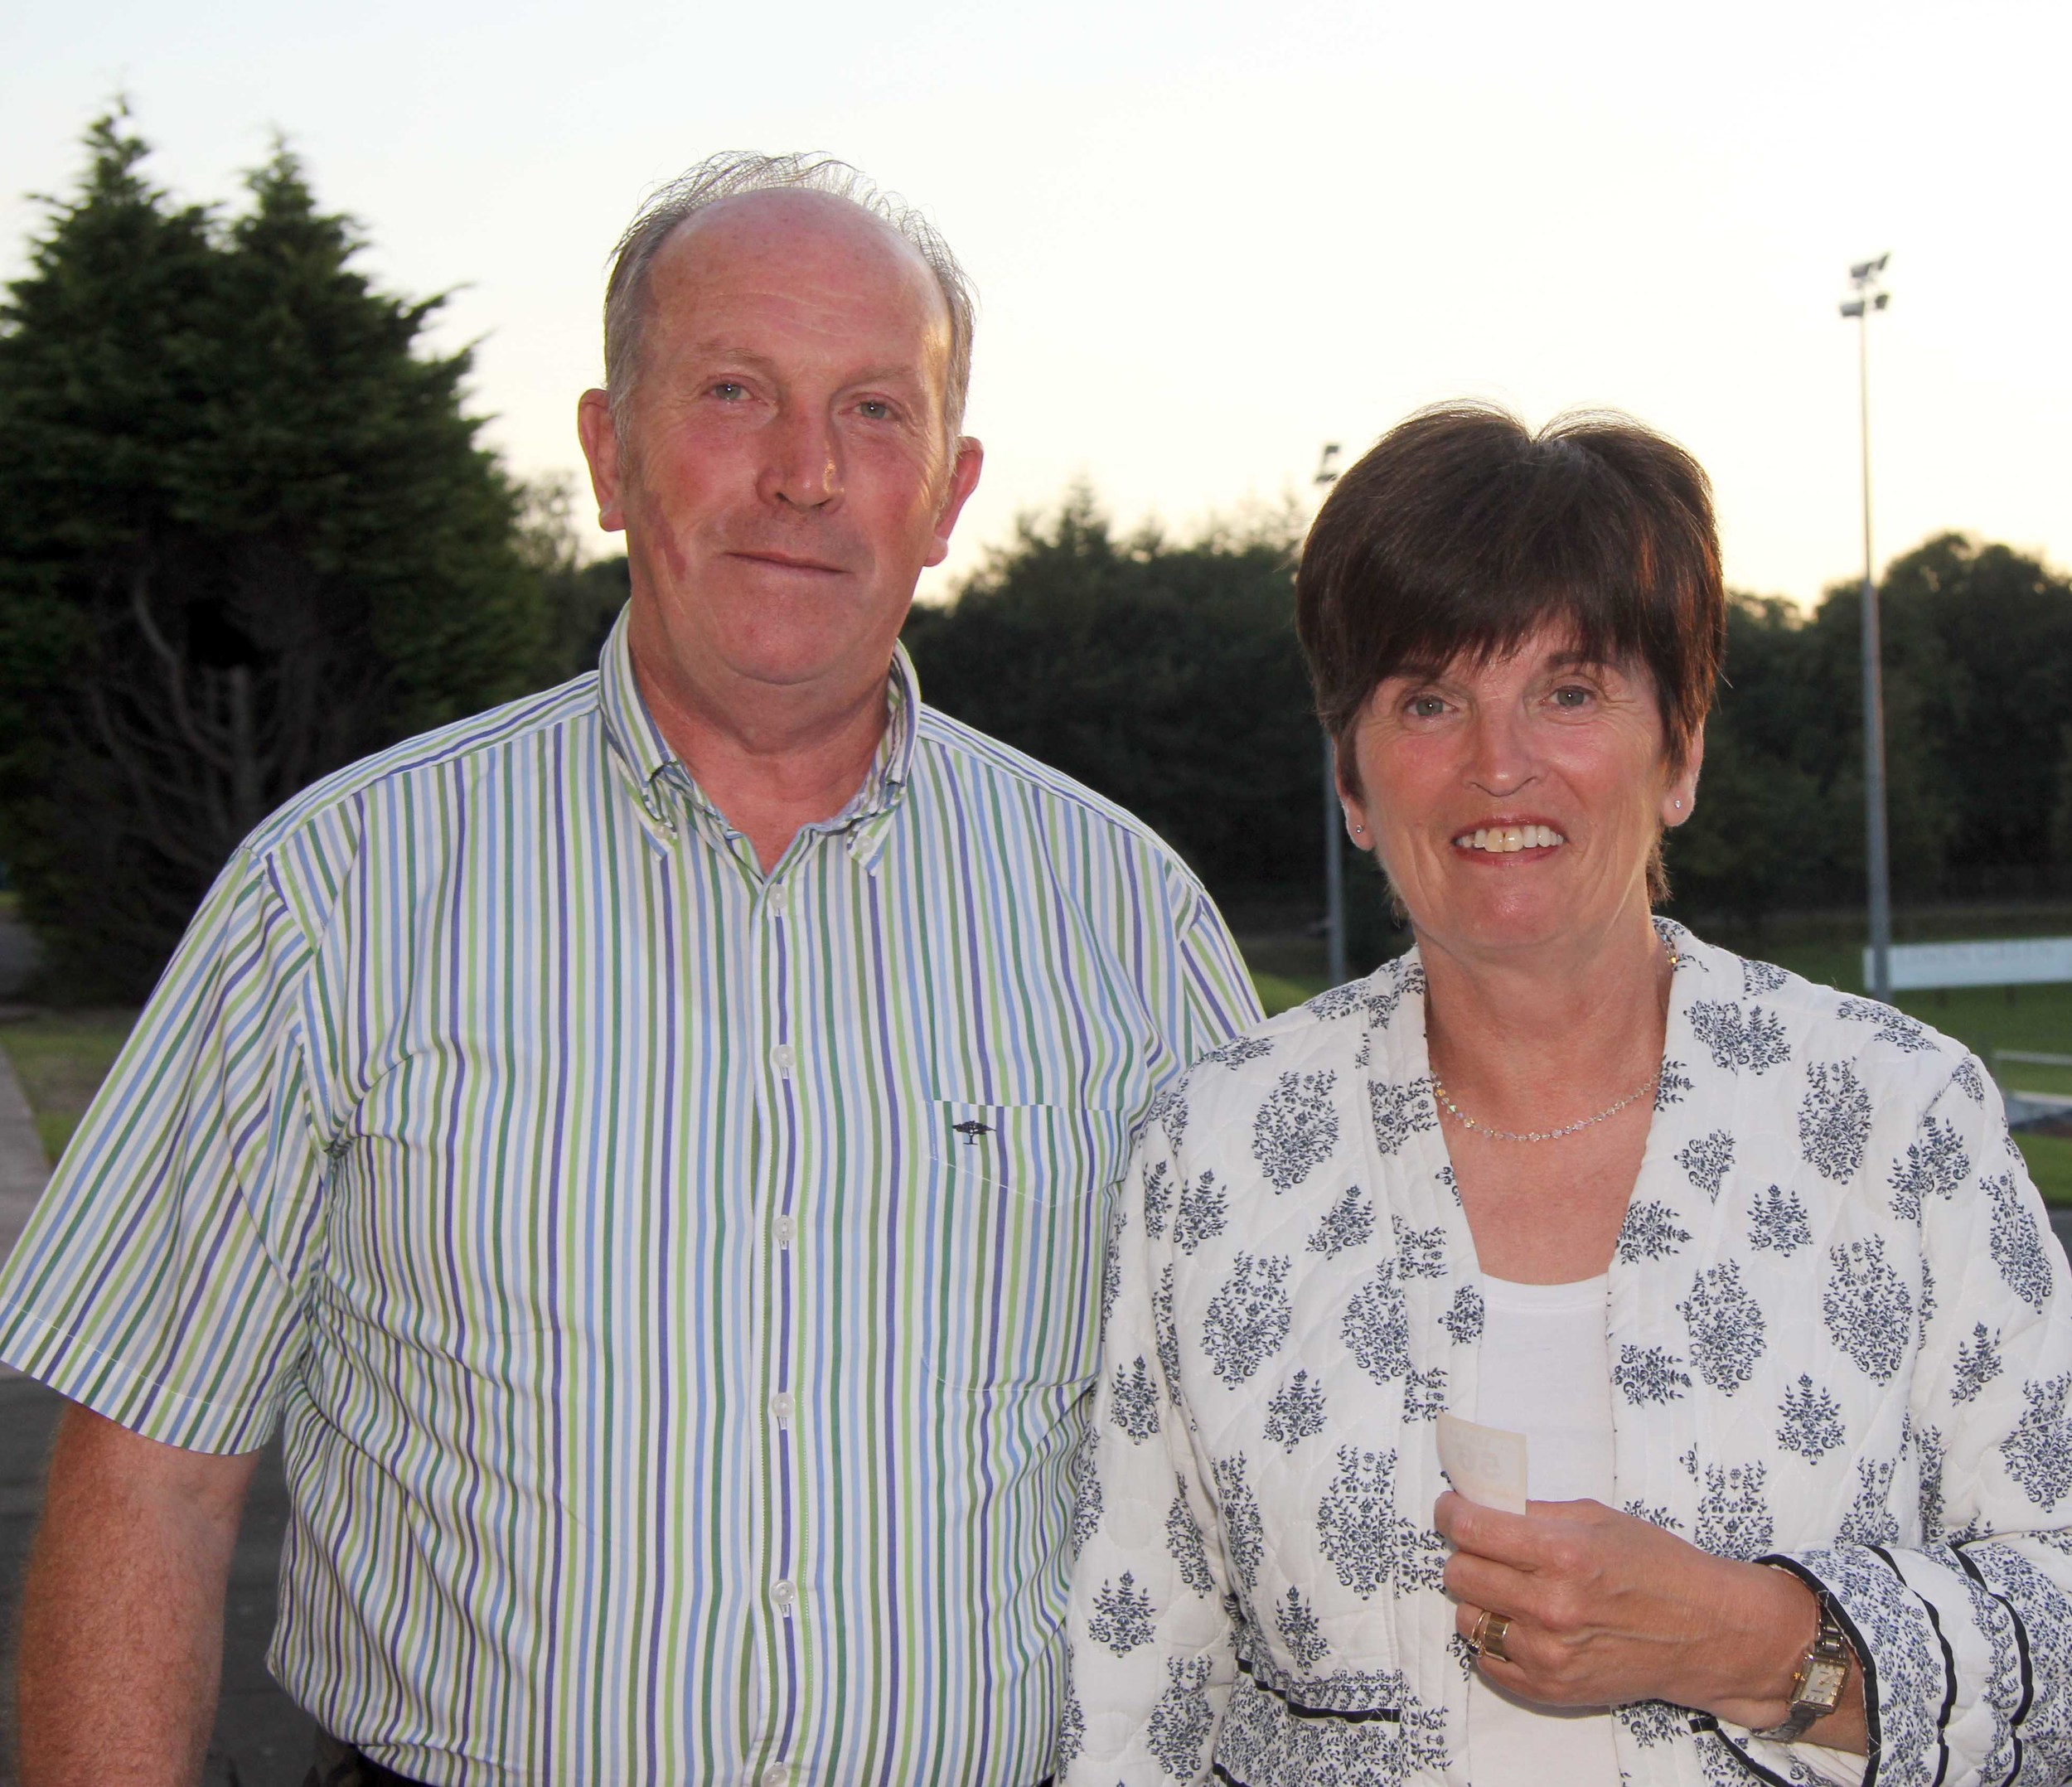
0, 846, 329, 1452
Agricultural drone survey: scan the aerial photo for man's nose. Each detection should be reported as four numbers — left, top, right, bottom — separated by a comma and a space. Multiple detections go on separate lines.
760, 404, 842, 511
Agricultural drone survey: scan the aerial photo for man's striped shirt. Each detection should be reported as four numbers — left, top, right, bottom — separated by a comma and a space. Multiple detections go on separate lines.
0, 613, 1259, 1785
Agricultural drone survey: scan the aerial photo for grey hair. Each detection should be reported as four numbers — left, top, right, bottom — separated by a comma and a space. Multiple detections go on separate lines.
603, 151, 975, 445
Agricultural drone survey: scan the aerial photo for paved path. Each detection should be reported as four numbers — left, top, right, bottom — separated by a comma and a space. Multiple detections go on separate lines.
0, 918, 39, 1003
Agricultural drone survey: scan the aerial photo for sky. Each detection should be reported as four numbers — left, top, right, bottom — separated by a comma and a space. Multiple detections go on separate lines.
5, 0, 2067, 608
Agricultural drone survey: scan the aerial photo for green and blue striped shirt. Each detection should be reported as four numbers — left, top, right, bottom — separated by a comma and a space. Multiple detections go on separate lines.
0, 612, 1259, 1785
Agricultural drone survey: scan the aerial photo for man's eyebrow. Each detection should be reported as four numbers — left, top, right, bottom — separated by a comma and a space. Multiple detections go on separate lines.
838, 363, 933, 391
675, 341, 782, 374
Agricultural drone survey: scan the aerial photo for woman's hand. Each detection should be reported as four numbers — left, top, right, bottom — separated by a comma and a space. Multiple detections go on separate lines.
1434, 1491, 1866, 1753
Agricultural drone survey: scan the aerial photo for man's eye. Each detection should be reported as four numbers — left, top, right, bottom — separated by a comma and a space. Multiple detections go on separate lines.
1552, 685, 1593, 709
710, 381, 747, 400
1408, 695, 1446, 719
857, 400, 892, 419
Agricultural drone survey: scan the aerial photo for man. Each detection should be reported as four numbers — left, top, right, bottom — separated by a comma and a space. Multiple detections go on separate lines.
0, 155, 1259, 1785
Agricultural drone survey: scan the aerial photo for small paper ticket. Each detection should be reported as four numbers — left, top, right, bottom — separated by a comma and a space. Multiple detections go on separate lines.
1435, 1412, 1529, 1514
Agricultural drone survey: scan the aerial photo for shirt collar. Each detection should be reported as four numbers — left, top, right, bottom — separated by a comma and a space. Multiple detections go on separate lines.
596, 604, 922, 844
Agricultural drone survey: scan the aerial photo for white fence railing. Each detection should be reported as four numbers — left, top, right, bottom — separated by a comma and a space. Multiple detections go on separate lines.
1871, 937, 2072, 991
1994, 1049, 2072, 1125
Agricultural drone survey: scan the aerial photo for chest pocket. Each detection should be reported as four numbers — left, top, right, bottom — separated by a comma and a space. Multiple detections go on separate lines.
922, 1099, 1134, 1390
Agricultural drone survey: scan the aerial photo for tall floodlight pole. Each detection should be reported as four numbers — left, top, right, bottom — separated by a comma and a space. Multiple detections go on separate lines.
1841, 256, 1893, 1001
1315, 443, 1348, 986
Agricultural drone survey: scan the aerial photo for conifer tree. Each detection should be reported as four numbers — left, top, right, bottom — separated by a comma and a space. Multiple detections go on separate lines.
0, 110, 551, 995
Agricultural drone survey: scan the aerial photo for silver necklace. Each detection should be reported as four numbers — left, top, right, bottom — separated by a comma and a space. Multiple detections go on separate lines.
1429, 941, 1678, 1144
1430, 1068, 1660, 1143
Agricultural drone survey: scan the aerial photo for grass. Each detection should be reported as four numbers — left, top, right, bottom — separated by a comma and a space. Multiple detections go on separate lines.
2017, 1133, 2072, 1204
1251, 971, 1325, 1018
0, 1010, 140, 1164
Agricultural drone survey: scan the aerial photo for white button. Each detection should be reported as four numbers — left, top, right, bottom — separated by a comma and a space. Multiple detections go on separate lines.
770, 1391, 795, 1422
772, 1578, 796, 1606
762, 1765, 790, 1787
772, 1215, 796, 1245
767, 881, 787, 913
771, 1044, 795, 1075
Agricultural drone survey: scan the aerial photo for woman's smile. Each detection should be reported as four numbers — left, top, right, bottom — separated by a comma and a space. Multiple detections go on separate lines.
1451, 821, 1568, 854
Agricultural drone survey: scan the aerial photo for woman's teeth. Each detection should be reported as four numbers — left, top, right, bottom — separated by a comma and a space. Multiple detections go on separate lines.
1455, 825, 1565, 852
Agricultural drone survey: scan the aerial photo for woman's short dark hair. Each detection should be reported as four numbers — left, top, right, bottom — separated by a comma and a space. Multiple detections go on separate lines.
1296, 403, 1726, 782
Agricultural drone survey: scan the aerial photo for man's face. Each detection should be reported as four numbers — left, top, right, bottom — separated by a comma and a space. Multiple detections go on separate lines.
579, 191, 982, 712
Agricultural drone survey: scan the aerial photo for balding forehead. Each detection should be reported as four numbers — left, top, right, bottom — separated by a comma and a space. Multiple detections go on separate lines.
659, 189, 950, 324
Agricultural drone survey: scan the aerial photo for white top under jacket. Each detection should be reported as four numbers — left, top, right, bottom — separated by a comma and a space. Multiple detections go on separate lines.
1468, 1275, 1621, 1783
1059, 919, 2072, 1787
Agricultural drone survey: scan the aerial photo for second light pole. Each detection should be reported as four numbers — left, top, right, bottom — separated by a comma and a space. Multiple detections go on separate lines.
1841, 254, 1893, 1002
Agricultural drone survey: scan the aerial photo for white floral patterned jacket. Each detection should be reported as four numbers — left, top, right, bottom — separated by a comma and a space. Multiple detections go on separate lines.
1059, 922, 2072, 1787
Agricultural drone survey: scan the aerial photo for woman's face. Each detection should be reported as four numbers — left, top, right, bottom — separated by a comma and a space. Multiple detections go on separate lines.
1341, 622, 1701, 966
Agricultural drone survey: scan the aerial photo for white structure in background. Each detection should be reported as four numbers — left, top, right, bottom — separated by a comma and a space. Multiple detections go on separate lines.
1874, 936, 2072, 1130
1871, 937, 2072, 993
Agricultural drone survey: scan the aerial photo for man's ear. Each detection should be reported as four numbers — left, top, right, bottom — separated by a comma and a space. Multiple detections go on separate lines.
922, 437, 985, 569
576, 389, 627, 534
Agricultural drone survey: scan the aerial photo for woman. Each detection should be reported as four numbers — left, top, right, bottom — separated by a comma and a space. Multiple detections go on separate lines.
1058, 404, 2072, 1786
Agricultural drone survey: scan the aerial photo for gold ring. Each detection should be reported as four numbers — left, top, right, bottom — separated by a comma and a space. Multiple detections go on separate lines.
1470, 1610, 1513, 1663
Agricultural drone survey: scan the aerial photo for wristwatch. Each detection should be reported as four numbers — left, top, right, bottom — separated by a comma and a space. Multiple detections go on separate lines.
1755, 1584, 1852, 1743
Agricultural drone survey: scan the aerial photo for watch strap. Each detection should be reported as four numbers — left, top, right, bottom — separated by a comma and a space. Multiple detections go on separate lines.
1754, 1584, 1852, 1744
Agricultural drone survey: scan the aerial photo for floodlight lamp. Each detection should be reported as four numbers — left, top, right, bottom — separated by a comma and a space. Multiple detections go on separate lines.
1840, 299, 1866, 318
1873, 293, 1890, 310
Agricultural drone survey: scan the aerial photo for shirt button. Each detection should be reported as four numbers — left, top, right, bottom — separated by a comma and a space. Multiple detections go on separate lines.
772, 1578, 796, 1607
772, 1215, 796, 1245
771, 1044, 795, 1076
767, 881, 787, 913
770, 1392, 795, 1422
762, 1765, 790, 1787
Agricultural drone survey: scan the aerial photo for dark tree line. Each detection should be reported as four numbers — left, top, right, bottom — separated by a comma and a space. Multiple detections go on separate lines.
1675, 535, 2072, 929
902, 491, 1322, 911
907, 501, 2072, 947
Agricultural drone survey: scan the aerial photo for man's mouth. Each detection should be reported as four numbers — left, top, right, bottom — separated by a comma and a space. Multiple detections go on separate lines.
729, 547, 849, 574
1451, 823, 1566, 853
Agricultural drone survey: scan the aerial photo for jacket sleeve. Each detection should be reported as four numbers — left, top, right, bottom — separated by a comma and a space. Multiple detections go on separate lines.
1060, 1083, 1239, 1785
1738, 1058, 2072, 1787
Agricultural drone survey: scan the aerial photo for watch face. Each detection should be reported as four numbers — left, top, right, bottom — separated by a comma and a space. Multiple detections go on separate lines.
1801, 1657, 1849, 1708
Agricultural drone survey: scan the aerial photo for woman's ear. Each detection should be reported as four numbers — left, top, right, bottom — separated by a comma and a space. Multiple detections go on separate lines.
1663, 727, 1705, 827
